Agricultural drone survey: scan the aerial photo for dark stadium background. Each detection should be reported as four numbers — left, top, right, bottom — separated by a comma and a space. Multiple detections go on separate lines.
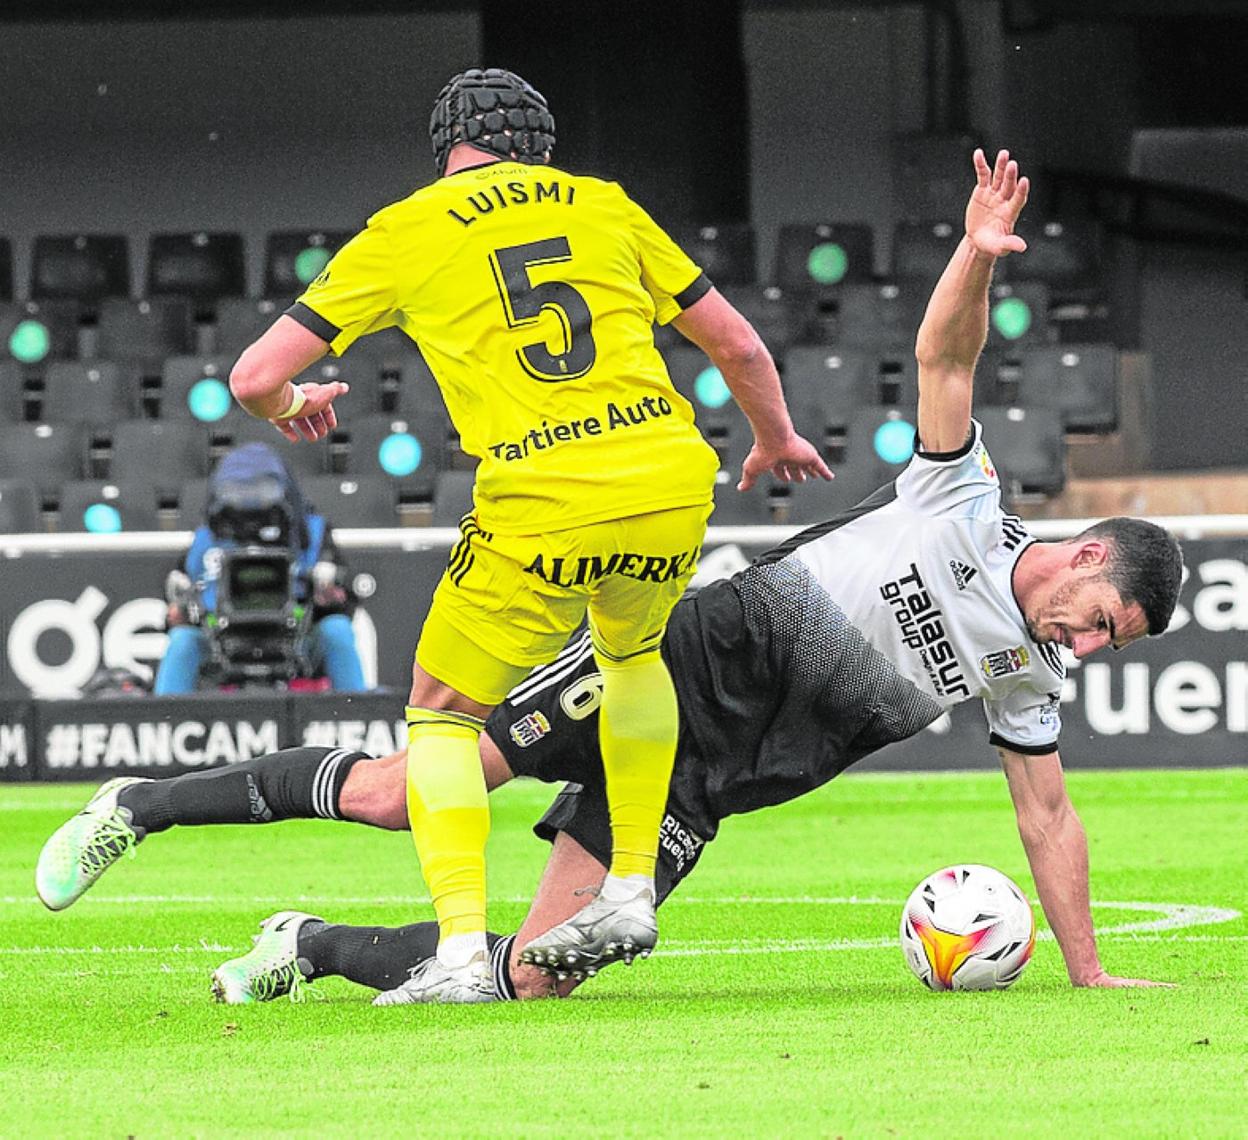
3, 0, 1245, 468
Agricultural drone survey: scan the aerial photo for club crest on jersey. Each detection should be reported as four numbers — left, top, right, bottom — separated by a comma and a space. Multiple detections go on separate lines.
980, 646, 1030, 679
948, 559, 978, 590
508, 710, 551, 748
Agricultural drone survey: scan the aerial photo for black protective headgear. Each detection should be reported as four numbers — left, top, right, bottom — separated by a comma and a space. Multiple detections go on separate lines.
429, 68, 556, 175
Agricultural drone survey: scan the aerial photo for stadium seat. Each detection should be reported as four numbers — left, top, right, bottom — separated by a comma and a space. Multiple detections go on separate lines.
891, 133, 976, 221
107, 419, 210, 492
986, 282, 1051, 349
710, 473, 773, 525
0, 361, 27, 422
175, 477, 209, 527
0, 478, 40, 533
213, 297, 284, 356
832, 282, 922, 349
0, 237, 12, 301
57, 480, 161, 532
770, 473, 863, 524
30, 234, 130, 305
431, 470, 476, 525
1008, 218, 1105, 294
661, 344, 753, 468
212, 416, 330, 477
0, 422, 87, 495
1017, 343, 1118, 434
844, 405, 921, 497
892, 219, 960, 285
343, 414, 445, 487
774, 223, 875, 290
871, 354, 919, 408
147, 232, 246, 304
0, 299, 81, 365
39, 361, 141, 425
263, 230, 352, 299
95, 297, 194, 365
301, 474, 397, 529
172, 353, 380, 428
161, 355, 237, 423
717, 284, 800, 357
669, 222, 756, 286
662, 344, 749, 429
976, 406, 1066, 498
781, 346, 874, 443
389, 356, 455, 448
296, 356, 383, 419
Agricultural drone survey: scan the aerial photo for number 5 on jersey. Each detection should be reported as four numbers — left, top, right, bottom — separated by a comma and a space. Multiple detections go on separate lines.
490, 237, 598, 382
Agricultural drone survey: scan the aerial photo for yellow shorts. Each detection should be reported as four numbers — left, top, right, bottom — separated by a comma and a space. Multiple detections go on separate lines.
415, 502, 713, 705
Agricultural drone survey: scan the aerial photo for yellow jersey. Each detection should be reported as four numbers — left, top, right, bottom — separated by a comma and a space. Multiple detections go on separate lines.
290, 161, 720, 535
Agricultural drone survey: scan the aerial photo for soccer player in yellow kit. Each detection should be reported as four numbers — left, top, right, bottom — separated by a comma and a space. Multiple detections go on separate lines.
230, 68, 830, 1002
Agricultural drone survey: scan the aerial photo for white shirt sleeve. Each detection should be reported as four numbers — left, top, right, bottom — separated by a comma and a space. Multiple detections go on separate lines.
895, 418, 1004, 523
984, 683, 1062, 755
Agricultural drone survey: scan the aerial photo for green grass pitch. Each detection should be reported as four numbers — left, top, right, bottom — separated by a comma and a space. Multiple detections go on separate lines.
1, 768, 1244, 1136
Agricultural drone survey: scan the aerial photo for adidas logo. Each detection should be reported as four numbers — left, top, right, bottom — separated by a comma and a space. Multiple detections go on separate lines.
949, 559, 978, 590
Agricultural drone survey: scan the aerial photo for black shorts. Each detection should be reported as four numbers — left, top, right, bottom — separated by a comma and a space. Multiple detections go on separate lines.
483, 629, 710, 906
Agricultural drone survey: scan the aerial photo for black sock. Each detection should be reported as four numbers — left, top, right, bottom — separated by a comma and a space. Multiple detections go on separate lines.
117, 747, 368, 834
297, 921, 515, 999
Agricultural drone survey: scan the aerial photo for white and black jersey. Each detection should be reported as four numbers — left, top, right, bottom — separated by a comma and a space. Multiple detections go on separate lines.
488, 419, 1064, 889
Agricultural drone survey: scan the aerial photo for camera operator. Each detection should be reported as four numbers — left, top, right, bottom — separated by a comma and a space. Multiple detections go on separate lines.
153, 442, 367, 694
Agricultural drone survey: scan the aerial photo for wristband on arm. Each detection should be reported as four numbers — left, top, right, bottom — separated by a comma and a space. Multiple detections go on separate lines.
272, 384, 307, 421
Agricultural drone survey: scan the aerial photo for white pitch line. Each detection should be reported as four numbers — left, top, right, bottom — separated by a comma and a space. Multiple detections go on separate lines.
1, 933, 1246, 960
1, 899, 1238, 961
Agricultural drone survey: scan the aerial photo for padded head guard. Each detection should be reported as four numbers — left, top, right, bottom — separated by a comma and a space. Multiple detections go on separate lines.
430, 68, 556, 175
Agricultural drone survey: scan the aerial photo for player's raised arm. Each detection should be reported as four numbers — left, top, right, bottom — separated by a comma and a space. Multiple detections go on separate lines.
999, 747, 1173, 989
915, 148, 1029, 453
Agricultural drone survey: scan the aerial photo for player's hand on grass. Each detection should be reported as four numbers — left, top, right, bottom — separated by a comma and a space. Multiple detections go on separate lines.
739, 432, 834, 492
270, 381, 350, 443
1074, 969, 1176, 989
966, 148, 1029, 259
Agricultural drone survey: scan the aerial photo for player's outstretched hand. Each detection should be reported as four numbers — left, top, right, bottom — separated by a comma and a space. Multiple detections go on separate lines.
738, 432, 833, 492
1074, 970, 1177, 989
966, 148, 1030, 259
270, 381, 350, 443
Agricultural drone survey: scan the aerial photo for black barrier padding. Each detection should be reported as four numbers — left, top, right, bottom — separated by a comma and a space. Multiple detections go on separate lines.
32, 694, 294, 781
0, 699, 34, 781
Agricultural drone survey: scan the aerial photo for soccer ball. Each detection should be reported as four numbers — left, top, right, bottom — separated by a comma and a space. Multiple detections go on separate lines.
899, 864, 1036, 991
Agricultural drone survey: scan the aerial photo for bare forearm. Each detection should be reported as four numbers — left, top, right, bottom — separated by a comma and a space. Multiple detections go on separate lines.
716, 337, 796, 449
229, 349, 303, 420
914, 236, 995, 371
1017, 804, 1104, 985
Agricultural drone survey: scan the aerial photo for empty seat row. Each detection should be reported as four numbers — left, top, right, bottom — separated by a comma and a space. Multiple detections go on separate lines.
669, 341, 1117, 439
0, 231, 349, 307
0, 414, 456, 497
1, 273, 1077, 371
0, 212, 1105, 311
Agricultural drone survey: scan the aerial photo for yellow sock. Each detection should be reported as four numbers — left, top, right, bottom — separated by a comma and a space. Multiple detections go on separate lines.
405, 707, 489, 944
595, 649, 679, 880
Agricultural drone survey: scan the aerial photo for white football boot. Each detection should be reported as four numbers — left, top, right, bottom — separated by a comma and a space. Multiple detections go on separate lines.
373, 951, 495, 1006
35, 777, 150, 911
211, 911, 322, 1004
